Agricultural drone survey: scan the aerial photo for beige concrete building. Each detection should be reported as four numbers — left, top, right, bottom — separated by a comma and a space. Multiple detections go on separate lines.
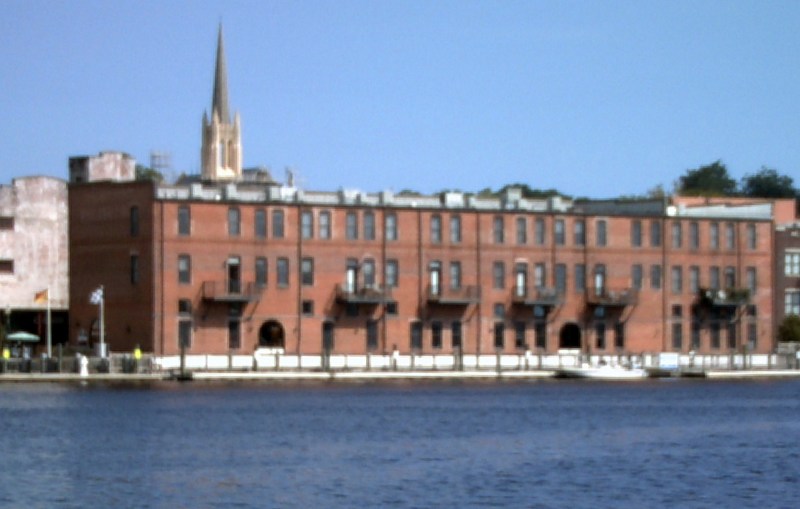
0, 176, 69, 349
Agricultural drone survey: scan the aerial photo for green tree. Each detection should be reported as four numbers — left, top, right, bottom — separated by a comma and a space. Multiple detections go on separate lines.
740, 167, 797, 198
135, 164, 164, 183
778, 315, 800, 343
676, 160, 737, 197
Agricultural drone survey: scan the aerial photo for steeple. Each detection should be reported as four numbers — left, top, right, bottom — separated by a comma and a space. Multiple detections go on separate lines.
211, 24, 230, 123
201, 24, 242, 182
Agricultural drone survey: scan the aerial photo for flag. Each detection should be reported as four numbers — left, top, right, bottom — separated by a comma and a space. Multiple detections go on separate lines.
90, 287, 104, 305
34, 288, 49, 304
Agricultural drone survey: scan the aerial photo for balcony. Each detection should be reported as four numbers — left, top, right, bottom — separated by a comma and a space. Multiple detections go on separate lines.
697, 287, 750, 307
202, 281, 262, 303
585, 287, 638, 307
426, 285, 481, 305
512, 287, 562, 307
335, 284, 393, 305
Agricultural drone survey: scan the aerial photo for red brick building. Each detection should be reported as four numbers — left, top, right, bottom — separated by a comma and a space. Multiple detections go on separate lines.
67, 28, 790, 358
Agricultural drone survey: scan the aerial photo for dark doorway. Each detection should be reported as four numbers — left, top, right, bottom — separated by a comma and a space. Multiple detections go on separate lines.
322, 321, 335, 353
258, 320, 285, 349
559, 322, 582, 349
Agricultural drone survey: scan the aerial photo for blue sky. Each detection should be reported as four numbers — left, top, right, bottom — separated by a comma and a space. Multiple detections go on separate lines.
2, 0, 799, 198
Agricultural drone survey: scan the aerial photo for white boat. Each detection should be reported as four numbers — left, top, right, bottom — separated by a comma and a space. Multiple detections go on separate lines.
555, 363, 648, 380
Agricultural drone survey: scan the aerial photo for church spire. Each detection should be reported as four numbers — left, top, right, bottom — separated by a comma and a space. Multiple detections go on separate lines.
201, 24, 242, 182
211, 24, 230, 123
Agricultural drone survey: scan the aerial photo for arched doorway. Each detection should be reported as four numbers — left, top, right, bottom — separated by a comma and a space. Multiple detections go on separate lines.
559, 322, 582, 349
258, 320, 285, 349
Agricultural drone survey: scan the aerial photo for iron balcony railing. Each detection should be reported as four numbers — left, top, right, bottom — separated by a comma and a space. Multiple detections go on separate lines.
585, 287, 639, 306
335, 284, 393, 304
697, 287, 750, 307
202, 281, 263, 302
426, 284, 481, 305
512, 286, 562, 307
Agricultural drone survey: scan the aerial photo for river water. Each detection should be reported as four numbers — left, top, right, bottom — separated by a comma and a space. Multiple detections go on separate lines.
1, 379, 799, 508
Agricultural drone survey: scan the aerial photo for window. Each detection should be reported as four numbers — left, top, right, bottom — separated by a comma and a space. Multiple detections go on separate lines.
690, 266, 700, 293
691, 320, 701, 350
178, 206, 191, 236
228, 305, 242, 350
130, 206, 139, 236
748, 322, 757, 350
595, 321, 605, 350
555, 264, 567, 294
689, 222, 699, 250
277, 257, 289, 287
431, 214, 442, 243
711, 322, 721, 350
746, 267, 757, 295
363, 211, 375, 240
554, 219, 565, 245
614, 322, 625, 350
494, 303, 505, 319
575, 264, 586, 292
631, 220, 642, 247
516, 217, 527, 244
786, 290, 800, 316
710, 222, 719, 249
301, 211, 313, 239
301, 257, 314, 286
228, 207, 240, 236
450, 215, 461, 243
130, 254, 139, 284
0, 216, 13, 230
385, 213, 398, 241
535, 217, 545, 245
514, 322, 526, 349
747, 223, 756, 250
724, 266, 735, 289
0, 259, 14, 274
632, 264, 643, 290
493, 216, 504, 244
254, 209, 266, 239
272, 210, 285, 238
596, 219, 607, 247
672, 323, 683, 350
178, 255, 191, 284
432, 321, 443, 349
650, 220, 662, 247
362, 319, 378, 351
346, 212, 358, 240
494, 323, 505, 350
534, 263, 546, 288
650, 265, 662, 290
410, 322, 423, 351
363, 259, 376, 288
178, 320, 192, 349
672, 222, 682, 249
450, 262, 462, 290
452, 322, 462, 349
535, 321, 547, 349
671, 266, 683, 294
385, 259, 398, 287
493, 261, 505, 289
574, 220, 585, 246
786, 252, 800, 276
319, 211, 331, 239
386, 302, 398, 315
256, 257, 267, 287
710, 266, 720, 290
302, 300, 314, 316
725, 223, 735, 250
178, 299, 192, 315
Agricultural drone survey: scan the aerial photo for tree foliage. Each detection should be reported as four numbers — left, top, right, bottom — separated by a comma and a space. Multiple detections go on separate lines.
740, 167, 797, 198
135, 164, 164, 183
778, 315, 800, 343
676, 160, 737, 197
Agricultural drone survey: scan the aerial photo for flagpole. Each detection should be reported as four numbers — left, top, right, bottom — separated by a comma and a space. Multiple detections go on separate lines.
46, 287, 52, 358
99, 285, 105, 356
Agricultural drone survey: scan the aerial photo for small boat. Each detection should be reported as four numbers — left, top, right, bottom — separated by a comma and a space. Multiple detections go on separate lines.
555, 363, 648, 380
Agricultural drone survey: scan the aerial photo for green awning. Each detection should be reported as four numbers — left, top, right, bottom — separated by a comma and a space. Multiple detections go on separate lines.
7, 331, 40, 343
